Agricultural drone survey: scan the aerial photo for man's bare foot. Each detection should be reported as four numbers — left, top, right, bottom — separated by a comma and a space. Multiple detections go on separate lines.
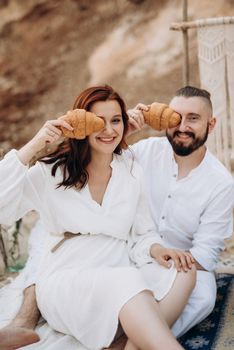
0, 326, 40, 350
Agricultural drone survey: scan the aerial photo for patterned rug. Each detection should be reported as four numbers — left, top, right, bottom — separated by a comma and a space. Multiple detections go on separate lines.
179, 274, 234, 350
216, 256, 234, 274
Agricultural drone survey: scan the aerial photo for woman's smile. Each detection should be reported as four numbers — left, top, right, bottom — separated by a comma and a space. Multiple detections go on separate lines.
96, 136, 117, 144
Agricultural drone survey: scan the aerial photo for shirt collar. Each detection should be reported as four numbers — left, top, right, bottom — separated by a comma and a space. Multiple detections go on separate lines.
171, 145, 209, 179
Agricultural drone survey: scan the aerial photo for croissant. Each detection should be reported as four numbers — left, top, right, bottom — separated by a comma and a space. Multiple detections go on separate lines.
59, 109, 104, 139
143, 102, 181, 131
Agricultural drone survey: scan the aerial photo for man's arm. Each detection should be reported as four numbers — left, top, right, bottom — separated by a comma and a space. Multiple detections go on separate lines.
189, 180, 234, 272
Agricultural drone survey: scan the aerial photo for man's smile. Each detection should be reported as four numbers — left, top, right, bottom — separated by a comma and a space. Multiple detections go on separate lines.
173, 131, 195, 141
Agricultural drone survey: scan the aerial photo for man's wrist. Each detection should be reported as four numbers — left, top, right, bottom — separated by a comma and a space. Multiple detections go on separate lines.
150, 243, 162, 259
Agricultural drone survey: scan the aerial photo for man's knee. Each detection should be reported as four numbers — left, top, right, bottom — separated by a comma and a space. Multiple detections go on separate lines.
201, 289, 216, 315
197, 287, 216, 317
172, 272, 216, 337
195, 272, 216, 316
187, 283, 216, 321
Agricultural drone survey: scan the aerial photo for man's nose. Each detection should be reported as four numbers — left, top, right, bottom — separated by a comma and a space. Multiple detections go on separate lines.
177, 117, 190, 132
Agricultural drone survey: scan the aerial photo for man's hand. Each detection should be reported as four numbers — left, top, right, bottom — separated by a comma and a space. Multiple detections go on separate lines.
127, 103, 149, 134
150, 244, 195, 272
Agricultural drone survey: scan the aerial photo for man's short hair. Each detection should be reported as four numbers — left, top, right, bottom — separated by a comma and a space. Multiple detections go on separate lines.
175, 86, 213, 114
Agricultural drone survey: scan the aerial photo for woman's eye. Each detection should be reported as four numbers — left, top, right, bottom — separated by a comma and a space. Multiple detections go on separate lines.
112, 118, 121, 124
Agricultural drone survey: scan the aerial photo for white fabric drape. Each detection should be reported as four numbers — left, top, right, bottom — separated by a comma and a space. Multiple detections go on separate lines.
197, 22, 234, 171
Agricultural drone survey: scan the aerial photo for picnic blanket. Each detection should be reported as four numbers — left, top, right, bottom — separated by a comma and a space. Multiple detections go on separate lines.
0, 272, 233, 350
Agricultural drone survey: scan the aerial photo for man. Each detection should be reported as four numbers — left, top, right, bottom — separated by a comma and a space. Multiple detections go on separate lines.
0, 86, 233, 348
129, 86, 234, 337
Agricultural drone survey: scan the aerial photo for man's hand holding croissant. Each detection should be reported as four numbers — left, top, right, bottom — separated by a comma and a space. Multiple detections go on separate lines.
127, 101, 181, 134
127, 103, 148, 134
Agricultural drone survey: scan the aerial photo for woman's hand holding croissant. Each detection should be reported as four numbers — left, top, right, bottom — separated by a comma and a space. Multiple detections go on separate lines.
150, 244, 195, 272
17, 118, 73, 165
30, 119, 73, 150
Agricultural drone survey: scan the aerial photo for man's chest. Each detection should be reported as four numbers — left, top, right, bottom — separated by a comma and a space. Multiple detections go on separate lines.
144, 167, 211, 234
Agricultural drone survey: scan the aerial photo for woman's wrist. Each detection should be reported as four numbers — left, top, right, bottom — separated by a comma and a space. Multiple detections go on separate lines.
17, 140, 42, 165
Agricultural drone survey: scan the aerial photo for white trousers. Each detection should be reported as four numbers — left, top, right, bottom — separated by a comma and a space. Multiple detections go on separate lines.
172, 270, 217, 338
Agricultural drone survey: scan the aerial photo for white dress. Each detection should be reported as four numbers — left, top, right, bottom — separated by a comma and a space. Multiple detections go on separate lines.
0, 150, 177, 350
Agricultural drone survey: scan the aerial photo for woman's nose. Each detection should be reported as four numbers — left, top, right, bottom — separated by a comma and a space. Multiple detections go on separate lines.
103, 122, 114, 134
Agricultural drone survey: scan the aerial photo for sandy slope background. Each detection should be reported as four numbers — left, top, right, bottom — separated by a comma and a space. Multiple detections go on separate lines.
0, 0, 233, 275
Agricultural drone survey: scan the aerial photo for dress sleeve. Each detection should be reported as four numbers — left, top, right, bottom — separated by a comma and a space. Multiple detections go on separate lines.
128, 166, 163, 267
23, 219, 47, 288
190, 179, 234, 271
0, 150, 47, 225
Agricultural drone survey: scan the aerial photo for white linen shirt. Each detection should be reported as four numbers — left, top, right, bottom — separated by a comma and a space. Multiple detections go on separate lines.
0, 149, 162, 268
132, 137, 234, 271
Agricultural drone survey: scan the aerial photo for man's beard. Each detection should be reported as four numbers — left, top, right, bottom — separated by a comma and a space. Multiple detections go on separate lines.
166, 124, 209, 156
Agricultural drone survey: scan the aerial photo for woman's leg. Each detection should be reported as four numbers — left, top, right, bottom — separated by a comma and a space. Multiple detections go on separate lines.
119, 290, 184, 350
159, 265, 196, 328
0, 285, 40, 348
124, 339, 140, 350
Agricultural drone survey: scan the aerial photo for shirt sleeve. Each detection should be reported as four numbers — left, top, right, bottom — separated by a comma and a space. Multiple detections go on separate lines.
130, 138, 149, 162
190, 179, 234, 271
0, 150, 47, 225
128, 166, 163, 267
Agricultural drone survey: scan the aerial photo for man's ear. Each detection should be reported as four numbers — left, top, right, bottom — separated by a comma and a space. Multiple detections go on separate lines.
208, 117, 216, 133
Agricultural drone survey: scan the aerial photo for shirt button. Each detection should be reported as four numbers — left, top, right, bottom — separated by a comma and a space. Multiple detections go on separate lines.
173, 174, 177, 178
161, 216, 165, 220
160, 234, 163, 238
168, 194, 171, 198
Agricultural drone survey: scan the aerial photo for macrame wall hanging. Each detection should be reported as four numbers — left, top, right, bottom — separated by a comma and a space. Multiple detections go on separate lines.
197, 18, 234, 171
171, 16, 234, 172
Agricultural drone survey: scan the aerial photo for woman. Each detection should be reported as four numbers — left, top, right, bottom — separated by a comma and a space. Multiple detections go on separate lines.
0, 85, 195, 350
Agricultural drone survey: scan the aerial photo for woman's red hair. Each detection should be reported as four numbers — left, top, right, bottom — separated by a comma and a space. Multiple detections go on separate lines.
41, 85, 129, 189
